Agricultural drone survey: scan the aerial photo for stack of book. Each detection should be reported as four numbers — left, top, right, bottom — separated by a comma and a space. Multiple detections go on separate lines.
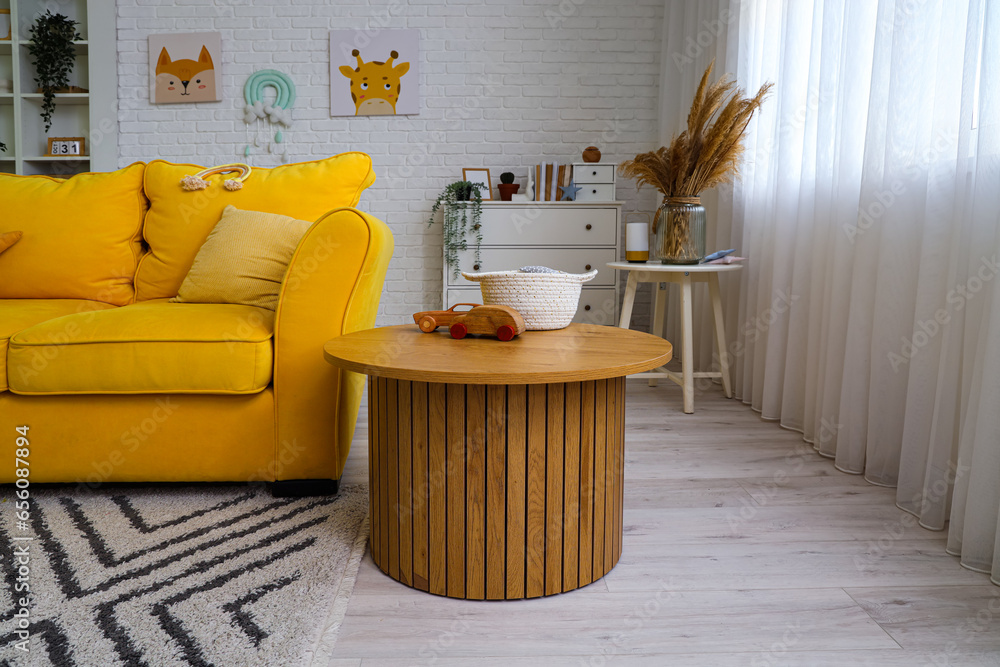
531, 162, 573, 201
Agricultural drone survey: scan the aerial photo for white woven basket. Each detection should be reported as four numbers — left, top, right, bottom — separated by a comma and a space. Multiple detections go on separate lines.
460, 269, 598, 330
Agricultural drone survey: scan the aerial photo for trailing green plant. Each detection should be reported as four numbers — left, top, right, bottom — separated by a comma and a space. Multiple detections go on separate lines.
0, 142, 6, 153
500, 171, 515, 185
28, 11, 81, 133
428, 181, 484, 277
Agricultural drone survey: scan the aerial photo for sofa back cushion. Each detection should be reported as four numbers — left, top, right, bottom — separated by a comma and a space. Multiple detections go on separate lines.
0, 164, 148, 306
135, 153, 377, 301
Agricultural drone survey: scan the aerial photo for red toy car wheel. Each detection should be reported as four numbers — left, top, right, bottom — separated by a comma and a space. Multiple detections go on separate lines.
496, 324, 515, 341
450, 322, 468, 339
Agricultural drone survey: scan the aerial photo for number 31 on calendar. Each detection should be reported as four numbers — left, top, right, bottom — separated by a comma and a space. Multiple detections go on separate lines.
45, 137, 85, 157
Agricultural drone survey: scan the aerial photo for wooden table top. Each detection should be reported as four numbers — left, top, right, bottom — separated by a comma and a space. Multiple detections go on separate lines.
323, 323, 672, 385
607, 261, 744, 274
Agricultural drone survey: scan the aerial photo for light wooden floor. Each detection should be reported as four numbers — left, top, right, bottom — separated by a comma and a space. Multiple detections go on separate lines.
332, 379, 1000, 666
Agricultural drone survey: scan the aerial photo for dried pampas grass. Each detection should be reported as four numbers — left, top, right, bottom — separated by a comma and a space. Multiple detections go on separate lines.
620, 61, 772, 232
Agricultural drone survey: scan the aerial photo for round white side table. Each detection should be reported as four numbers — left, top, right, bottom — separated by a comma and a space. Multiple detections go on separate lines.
608, 261, 743, 413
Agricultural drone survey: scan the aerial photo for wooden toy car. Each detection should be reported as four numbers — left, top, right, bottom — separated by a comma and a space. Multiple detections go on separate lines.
413, 303, 481, 333
449, 305, 526, 341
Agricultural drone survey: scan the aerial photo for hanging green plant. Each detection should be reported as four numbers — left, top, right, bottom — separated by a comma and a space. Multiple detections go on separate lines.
427, 181, 484, 278
0, 142, 6, 153
28, 11, 81, 133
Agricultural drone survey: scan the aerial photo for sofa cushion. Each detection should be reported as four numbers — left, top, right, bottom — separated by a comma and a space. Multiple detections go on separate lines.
0, 164, 148, 306
171, 205, 312, 311
135, 153, 377, 301
8, 300, 274, 395
0, 299, 117, 392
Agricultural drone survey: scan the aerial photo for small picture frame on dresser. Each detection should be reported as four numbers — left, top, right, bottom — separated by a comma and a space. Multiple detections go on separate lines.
462, 168, 493, 201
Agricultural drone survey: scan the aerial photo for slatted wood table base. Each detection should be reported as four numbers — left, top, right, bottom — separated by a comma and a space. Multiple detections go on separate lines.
368, 376, 626, 600
325, 324, 670, 600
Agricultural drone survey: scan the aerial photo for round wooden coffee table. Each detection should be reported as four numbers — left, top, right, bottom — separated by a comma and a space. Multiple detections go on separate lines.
323, 323, 671, 600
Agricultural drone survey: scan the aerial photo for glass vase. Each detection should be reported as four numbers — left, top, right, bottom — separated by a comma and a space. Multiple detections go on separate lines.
654, 197, 706, 264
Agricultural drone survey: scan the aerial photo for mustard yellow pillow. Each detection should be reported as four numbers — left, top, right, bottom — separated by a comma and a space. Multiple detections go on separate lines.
137, 152, 376, 301
0, 231, 22, 254
170, 205, 312, 310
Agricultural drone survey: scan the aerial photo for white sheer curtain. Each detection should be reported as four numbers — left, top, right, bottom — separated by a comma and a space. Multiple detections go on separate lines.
662, 0, 1000, 583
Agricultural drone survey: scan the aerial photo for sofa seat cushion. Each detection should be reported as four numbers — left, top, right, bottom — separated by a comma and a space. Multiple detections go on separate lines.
8, 300, 274, 395
136, 153, 377, 301
0, 299, 117, 392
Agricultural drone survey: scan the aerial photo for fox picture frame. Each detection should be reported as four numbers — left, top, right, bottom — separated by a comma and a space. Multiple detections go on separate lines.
149, 32, 223, 104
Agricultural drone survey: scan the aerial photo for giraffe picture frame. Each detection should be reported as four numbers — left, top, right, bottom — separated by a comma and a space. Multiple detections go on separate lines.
330, 29, 420, 117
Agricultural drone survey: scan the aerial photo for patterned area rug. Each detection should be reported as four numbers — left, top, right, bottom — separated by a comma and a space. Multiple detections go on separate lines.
0, 483, 369, 667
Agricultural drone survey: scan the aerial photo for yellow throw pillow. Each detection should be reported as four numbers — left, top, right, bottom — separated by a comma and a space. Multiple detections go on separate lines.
0, 231, 22, 254
136, 152, 376, 301
170, 205, 312, 311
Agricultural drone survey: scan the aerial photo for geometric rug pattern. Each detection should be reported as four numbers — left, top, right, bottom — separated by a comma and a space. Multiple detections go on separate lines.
0, 484, 368, 666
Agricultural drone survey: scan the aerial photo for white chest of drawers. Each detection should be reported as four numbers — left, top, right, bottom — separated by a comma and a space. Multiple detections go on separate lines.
443, 201, 623, 326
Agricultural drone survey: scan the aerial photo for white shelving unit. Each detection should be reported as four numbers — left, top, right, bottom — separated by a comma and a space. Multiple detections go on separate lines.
0, 0, 116, 175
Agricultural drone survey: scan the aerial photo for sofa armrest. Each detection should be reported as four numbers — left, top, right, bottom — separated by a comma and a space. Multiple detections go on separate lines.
272, 207, 393, 482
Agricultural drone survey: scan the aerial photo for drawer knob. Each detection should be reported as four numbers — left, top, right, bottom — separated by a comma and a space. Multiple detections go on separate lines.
585, 224, 592, 230
592, 189, 597, 194
592, 170, 597, 176
585, 264, 592, 271
473, 264, 480, 271
584, 305, 591, 311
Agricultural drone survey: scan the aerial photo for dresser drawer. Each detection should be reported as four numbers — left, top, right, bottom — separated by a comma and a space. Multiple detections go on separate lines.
574, 183, 616, 202
573, 165, 617, 184
575, 288, 620, 325
477, 207, 617, 246
449, 247, 618, 287
445, 286, 619, 325
445, 287, 484, 308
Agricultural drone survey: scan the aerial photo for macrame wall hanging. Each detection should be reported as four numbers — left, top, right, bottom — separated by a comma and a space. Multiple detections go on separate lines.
242, 69, 295, 162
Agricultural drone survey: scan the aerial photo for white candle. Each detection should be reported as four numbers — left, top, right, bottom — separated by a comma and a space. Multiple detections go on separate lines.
626, 222, 649, 262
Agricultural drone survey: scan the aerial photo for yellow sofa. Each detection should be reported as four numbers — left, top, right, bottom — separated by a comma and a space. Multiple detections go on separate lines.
0, 154, 393, 496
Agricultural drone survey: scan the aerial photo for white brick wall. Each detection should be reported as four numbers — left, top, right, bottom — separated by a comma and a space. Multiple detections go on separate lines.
116, 0, 664, 325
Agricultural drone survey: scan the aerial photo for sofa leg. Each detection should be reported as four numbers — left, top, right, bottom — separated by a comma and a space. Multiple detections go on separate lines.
271, 479, 340, 498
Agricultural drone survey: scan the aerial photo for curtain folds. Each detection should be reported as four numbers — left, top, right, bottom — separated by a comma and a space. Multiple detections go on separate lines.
663, 0, 1000, 583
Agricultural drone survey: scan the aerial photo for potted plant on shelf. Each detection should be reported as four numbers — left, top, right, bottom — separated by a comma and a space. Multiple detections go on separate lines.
428, 181, 484, 277
619, 61, 771, 264
28, 11, 81, 133
497, 172, 520, 201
